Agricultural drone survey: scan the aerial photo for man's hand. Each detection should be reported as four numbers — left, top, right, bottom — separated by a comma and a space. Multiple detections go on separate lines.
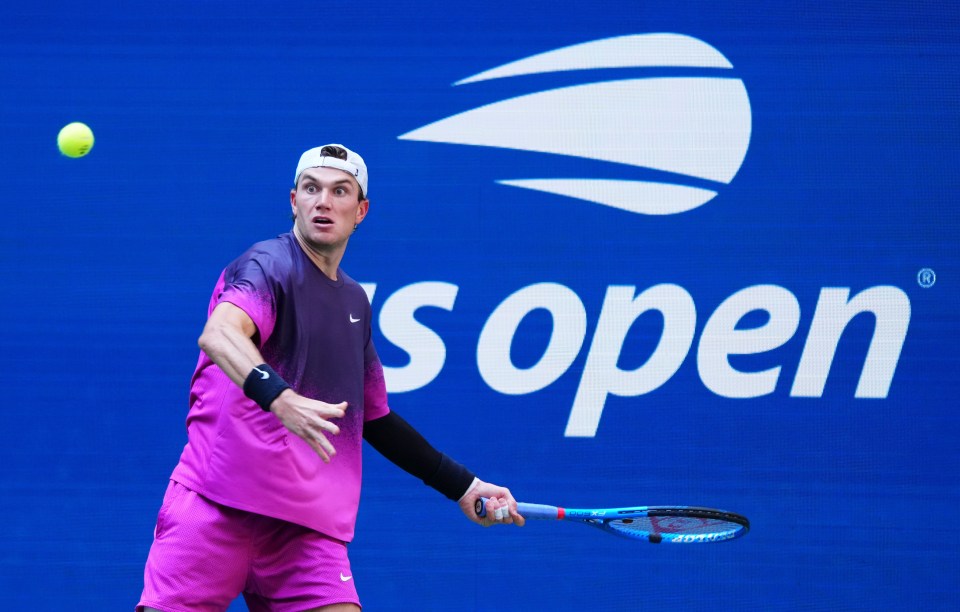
269, 389, 346, 462
457, 478, 526, 527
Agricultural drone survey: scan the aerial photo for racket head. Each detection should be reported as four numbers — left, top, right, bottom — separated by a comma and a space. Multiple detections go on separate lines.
594, 506, 749, 543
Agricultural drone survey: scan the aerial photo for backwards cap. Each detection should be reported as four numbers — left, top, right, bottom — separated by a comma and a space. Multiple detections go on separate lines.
294, 144, 368, 198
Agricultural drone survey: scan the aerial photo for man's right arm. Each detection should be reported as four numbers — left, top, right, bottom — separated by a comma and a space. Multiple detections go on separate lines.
198, 302, 346, 462
197, 302, 268, 386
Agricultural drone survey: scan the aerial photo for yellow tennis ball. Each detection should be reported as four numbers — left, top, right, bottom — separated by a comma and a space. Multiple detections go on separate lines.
57, 122, 95, 158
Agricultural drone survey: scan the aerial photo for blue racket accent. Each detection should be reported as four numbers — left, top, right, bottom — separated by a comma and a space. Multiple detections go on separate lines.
513, 502, 559, 520
476, 498, 749, 544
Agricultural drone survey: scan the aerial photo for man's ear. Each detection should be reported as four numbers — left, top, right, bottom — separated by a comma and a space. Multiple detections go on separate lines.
355, 199, 370, 225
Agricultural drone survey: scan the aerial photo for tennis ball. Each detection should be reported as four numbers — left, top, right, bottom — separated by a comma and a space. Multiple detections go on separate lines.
57, 122, 95, 158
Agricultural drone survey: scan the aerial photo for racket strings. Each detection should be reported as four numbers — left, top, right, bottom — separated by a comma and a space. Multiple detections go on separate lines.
607, 515, 746, 540
610, 516, 728, 534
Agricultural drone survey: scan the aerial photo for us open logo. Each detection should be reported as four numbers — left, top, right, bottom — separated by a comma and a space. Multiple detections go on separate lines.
399, 33, 752, 215
384, 35, 909, 437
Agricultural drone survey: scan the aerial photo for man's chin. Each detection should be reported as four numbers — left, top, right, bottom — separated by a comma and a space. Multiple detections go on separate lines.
295, 226, 345, 251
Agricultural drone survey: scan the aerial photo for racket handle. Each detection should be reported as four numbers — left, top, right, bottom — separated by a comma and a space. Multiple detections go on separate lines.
475, 498, 562, 520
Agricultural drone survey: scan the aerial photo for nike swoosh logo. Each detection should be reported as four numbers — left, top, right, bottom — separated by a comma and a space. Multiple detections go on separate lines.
252, 367, 269, 380
349, 315, 361, 323
340, 572, 353, 582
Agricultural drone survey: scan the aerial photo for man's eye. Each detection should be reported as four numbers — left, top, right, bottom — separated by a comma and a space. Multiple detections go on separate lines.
335, 188, 347, 196
305, 185, 317, 193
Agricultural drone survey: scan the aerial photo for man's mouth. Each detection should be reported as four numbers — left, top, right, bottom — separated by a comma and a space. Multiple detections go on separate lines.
313, 216, 333, 226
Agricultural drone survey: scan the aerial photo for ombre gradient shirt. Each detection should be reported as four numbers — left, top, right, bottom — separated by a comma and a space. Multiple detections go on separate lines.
171, 232, 390, 542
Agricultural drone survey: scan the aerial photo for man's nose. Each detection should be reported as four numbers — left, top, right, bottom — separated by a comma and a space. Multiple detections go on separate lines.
315, 189, 333, 207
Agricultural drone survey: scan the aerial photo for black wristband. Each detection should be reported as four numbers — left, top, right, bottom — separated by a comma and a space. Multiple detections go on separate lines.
424, 454, 477, 501
242, 364, 291, 412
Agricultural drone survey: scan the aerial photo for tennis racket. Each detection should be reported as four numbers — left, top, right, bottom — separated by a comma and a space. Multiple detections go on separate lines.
476, 498, 749, 544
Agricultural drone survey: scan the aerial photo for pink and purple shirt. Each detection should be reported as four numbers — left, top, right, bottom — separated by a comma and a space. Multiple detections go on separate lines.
171, 232, 390, 542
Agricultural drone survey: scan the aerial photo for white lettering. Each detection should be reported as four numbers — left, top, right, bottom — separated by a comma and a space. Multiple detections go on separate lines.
565, 285, 696, 437
363, 281, 912, 437
698, 285, 800, 398
791, 286, 911, 398
477, 283, 587, 394
360, 283, 376, 304
374, 282, 458, 392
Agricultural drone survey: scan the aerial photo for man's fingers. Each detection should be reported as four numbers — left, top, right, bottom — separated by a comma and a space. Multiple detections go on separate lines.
309, 413, 341, 436
486, 494, 524, 527
308, 425, 338, 459
306, 435, 333, 463
463, 487, 524, 528
487, 498, 509, 524
319, 420, 341, 436
273, 393, 345, 461
496, 499, 517, 524
509, 503, 525, 527
321, 401, 347, 419
300, 417, 338, 461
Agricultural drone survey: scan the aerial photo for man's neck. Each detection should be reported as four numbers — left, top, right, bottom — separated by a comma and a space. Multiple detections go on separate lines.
292, 228, 343, 281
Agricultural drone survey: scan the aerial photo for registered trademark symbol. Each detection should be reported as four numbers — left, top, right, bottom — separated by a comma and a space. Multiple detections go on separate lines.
917, 268, 936, 288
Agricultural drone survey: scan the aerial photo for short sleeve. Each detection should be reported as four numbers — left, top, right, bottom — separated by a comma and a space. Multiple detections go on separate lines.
216, 253, 279, 346
363, 339, 391, 421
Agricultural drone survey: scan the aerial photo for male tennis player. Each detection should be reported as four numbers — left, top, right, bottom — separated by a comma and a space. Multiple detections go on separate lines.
137, 144, 523, 612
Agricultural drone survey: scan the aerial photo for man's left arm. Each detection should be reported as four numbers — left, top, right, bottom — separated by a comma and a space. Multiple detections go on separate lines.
363, 412, 525, 527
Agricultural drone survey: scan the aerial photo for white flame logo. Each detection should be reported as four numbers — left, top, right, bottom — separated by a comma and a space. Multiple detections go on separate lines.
399, 34, 752, 215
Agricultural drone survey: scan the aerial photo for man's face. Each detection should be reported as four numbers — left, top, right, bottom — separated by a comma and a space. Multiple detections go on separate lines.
290, 166, 369, 251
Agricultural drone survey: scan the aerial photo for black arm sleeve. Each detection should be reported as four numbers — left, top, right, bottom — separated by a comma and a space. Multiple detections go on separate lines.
363, 411, 476, 501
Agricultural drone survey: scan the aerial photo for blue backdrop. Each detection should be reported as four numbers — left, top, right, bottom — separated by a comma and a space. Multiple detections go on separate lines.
1, 1, 957, 610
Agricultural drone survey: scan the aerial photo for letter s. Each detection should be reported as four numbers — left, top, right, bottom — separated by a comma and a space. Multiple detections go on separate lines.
376, 282, 458, 392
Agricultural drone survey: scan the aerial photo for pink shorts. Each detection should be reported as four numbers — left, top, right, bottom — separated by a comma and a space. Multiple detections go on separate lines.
138, 480, 360, 612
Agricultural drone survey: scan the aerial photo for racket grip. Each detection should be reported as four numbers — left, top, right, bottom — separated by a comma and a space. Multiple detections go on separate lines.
475, 498, 561, 520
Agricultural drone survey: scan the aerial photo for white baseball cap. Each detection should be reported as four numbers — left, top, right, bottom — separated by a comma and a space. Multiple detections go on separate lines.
294, 144, 368, 198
